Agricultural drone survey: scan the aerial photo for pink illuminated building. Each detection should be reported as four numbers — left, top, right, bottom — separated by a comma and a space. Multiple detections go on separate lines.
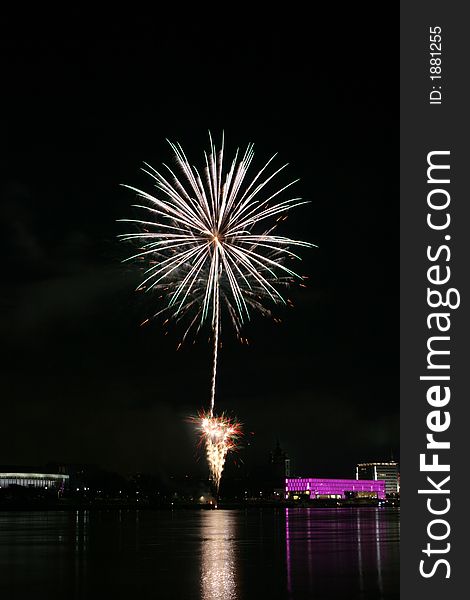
285, 477, 386, 500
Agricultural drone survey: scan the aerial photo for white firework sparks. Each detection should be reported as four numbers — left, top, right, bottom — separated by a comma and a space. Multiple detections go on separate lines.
119, 134, 314, 491
191, 411, 242, 493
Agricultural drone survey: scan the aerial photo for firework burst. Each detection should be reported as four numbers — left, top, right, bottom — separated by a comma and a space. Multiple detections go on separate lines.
191, 411, 242, 492
119, 134, 314, 491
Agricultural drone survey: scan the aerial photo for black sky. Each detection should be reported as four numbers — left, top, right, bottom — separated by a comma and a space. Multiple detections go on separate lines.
0, 11, 398, 479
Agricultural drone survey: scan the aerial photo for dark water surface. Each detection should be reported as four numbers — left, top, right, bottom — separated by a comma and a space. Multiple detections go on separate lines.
0, 507, 399, 600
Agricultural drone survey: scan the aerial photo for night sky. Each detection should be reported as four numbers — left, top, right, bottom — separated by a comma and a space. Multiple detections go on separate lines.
1, 12, 398, 480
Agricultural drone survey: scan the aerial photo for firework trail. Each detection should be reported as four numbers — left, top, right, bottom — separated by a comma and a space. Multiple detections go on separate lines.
119, 133, 314, 492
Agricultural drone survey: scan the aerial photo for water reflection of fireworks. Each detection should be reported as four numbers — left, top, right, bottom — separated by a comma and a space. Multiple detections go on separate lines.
200, 511, 238, 600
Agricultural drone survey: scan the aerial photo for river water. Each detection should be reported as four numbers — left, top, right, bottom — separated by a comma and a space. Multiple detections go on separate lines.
0, 507, 399, 599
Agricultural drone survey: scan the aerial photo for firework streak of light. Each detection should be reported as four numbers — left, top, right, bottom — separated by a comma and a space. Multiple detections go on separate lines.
119, 134, 314, 492
190, 411, 242, 493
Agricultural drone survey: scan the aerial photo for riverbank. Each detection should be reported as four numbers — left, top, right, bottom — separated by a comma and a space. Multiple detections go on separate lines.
0, 497, 399, 511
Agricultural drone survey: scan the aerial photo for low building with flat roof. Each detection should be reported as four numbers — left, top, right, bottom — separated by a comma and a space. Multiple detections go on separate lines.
0, 467, 69, 490
286, 477, 386, 500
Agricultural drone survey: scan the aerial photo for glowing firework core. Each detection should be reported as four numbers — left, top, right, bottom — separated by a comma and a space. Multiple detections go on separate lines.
197, 412, 241, 491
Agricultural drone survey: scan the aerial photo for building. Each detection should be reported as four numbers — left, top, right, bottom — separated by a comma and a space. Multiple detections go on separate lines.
0, 467, 69, 491
286, 477, 386, 500
269, 440, 291, 479
268, 441, 291, 499
356, 462, 399, 495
